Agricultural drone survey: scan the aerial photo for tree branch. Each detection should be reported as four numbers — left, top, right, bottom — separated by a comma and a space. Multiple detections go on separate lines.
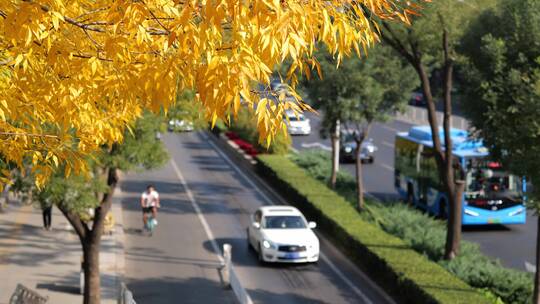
57, 203, 89, 241
91, 167, 118, 241
142, 0, 171, 35
0, 132, 60, 139
380, 22, 416, 64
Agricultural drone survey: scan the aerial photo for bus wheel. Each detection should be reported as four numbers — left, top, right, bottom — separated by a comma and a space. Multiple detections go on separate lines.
406, 188, 414, 206
438, 199, 448, 219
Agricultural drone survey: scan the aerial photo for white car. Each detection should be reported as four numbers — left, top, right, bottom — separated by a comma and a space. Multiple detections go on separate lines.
168, 119, 194, 132
284, 110, 311, 135
247, 206, 319, 263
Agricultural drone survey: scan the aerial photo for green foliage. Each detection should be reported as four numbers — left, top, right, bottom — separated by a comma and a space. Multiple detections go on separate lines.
229, 107, 291, 155
382, 0, 497, 76
167, 90, 207, 131
12, 112, 169, 216
257, 154, 491, 304
301, 45, 417, 137
11, 166, 107, 216
102, 111, 169, 171
460, 0, 540, 199
291, 150, 532, 303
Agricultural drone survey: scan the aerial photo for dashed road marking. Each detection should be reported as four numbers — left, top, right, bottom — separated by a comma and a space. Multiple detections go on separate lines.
378, 163, 394, 172
382, 141, 394, 148
204, 132, 387, 304
381, 125, 400, 133
170, 158, 224, 264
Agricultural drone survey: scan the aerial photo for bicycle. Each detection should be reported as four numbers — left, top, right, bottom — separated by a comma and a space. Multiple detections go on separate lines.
144, 214, 157, 236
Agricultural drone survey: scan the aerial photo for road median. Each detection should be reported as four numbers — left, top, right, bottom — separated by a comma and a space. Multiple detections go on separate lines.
255, 154, 491, 304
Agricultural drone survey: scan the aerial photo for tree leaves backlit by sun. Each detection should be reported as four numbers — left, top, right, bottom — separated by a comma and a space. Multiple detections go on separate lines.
0, 0, 424, 186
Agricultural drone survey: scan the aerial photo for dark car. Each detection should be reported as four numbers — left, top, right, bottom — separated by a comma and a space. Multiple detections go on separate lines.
409, 92, 426, 106
340, 133, 377, 163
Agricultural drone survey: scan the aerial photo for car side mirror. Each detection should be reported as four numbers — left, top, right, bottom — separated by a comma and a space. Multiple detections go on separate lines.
252, 222, 261, 229
308, 221, 317, 229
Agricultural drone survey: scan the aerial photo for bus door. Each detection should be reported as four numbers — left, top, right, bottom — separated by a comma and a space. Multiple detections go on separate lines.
418, 146, 438, 210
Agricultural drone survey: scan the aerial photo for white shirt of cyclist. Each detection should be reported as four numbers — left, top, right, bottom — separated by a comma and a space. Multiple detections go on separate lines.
142, 190, 159, 207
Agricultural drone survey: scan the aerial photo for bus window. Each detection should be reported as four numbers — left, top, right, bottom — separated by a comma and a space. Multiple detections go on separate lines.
465, 158, 522, 201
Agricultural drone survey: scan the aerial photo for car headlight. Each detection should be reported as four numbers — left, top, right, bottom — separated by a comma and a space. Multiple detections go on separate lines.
366, 145, 375, 153
262, 240, 273, 249
509, 208, 525, 216
464, 209, 479, 216
344, 146, 352, 153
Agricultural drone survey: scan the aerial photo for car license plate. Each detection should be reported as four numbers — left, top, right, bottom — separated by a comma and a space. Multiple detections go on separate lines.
285, 252, 300, 259
487, 218, 501, 224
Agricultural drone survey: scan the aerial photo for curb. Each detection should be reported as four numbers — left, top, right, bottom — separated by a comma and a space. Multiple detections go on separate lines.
111, 180, 126, 301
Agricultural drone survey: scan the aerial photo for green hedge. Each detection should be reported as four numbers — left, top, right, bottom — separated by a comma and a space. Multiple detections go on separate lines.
256, 154, 492, 304
292, 150, 532, 304
210, 109, 291, 155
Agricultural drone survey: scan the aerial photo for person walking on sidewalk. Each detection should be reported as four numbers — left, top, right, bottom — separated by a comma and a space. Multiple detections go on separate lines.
141, 184, 160, 230
40, 199, 53, 231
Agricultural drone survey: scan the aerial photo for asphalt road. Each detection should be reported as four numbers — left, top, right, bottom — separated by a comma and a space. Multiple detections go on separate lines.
291, 112, 537, 271
121, 131, 394, 304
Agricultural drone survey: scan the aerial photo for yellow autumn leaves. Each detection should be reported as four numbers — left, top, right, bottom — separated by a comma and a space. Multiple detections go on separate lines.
0, 0, 423, 185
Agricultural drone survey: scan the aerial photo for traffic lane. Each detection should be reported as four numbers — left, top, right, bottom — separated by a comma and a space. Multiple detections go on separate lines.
462, 215, 537, 271
291, 118, 413, 201
290, 117, 538, 271
120, 161, 235, 303
165, 131, 394, 304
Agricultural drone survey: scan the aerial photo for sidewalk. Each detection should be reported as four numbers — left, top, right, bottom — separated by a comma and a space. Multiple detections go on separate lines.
0, 198, 125, 304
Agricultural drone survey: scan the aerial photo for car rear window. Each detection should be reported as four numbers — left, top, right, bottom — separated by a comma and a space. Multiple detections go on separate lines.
263, 216, 306, 229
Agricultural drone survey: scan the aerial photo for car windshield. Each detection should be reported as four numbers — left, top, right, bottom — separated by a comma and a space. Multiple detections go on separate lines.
465, 158, 522, 200
263, 216, 306, 229
284, 113, 305, 121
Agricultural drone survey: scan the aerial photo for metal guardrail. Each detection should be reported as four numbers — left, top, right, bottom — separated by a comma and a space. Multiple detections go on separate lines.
118, 283, 136, 304
222, 244, 253, 304
9, 284, 48, 304
395, 105, 469, 130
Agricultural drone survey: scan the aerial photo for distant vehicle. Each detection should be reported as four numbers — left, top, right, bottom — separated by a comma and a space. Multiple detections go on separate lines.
340, 132, 377, 163
168, 119, 194, 132
270, 80, 291, 97
247, 206, 319, 263
395, 125, 527, 225
409, 91, 426, 106
284, 110, 311, 135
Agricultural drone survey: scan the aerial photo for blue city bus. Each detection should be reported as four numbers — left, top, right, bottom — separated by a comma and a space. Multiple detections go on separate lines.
395, 125, 526, 225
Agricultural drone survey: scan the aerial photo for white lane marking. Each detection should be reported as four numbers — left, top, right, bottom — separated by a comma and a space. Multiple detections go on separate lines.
381, 125, 400, 133
170, 158, 224, 264
382, 141, 393, 149
525, 261, 536, 273
203, 132, 382, 304
320, 254, 373, 304
301, 142, 332, 151
379, 163, 394, 172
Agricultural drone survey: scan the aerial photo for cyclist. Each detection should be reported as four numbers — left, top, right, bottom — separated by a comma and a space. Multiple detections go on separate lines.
141, 184, 160, 230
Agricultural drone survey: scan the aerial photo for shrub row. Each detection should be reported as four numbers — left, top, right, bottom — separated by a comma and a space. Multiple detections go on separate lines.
256, 154, 492, 304
210, 109, 291, 155
291, 150, 533, 304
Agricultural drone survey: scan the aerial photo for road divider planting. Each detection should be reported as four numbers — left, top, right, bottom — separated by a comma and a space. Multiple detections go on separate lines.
290, 150, 533, 304
256, 154, 492, 304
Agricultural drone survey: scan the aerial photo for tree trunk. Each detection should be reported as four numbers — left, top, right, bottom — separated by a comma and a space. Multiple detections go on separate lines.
354, 142, 365, 211
329, 119, 341, 189
534, 217, 540, 304
58, 167, 119, 304
445, 180, 464, 259
382, 20, 463, 260
82, 237, 101, 304
354, 123, 371, 211
441, 28, 462, 260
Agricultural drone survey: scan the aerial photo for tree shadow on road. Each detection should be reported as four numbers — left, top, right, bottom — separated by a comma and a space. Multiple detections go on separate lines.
125, 276, 235, 304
